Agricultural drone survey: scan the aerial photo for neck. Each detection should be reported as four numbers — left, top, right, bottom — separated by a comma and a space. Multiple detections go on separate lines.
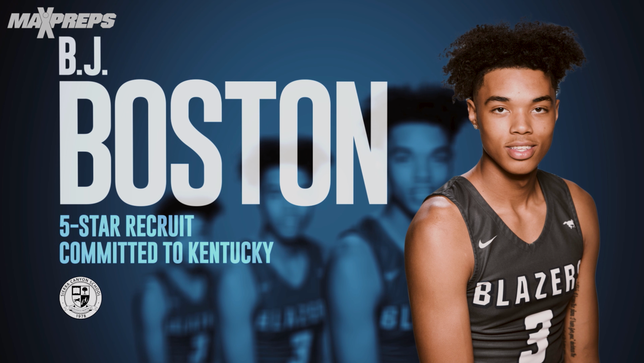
260, 226, 302, 257
465, 152, 540, 208
168, 264, 198, 277
380, 200, 413, 250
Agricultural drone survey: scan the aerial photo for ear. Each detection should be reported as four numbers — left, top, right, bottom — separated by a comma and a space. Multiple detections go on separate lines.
466, 98, 479, 130
554, 98, 560, 123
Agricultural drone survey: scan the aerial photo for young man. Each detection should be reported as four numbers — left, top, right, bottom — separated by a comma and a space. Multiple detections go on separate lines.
326, 86, 468, 363
405, 22, 600, 362
133, 198, 222, 363
217, 139, 327, 363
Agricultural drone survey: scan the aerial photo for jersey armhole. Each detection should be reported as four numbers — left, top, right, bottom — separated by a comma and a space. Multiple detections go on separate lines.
560, 180, 585, 242
425, 193, 481, 289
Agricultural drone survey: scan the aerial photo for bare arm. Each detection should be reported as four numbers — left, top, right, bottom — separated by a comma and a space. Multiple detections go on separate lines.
217, 264, 258, 363
564, 180, 600, 362
326, 235, 382, 363
140, 278, 168, 363
405, 196, 475, 363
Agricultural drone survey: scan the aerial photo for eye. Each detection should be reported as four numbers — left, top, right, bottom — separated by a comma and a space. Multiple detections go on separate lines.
492, 107, 507, 114
431, 149, 452, 163
534, 107, 548, 113
392, 153, 410, 163
390, 150, 411, 163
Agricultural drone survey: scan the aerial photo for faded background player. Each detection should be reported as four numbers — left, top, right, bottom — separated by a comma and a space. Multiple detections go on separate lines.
133, 198, 222, 363
326, 86, 467, 363
217, 139, 328, 363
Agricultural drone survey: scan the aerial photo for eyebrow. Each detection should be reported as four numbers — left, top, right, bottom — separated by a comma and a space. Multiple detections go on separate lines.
389, 146, 411, 153
532, 95, 553, 103
484, 95, 553, 105
484, 96, 509, 105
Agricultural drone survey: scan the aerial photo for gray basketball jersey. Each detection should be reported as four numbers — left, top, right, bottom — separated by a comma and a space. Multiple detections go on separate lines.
430, 170, 583, 363
252, 239, 326, 363
347, 217, 419, 363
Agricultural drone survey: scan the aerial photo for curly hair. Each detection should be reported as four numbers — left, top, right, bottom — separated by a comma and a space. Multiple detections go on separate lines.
158, 196, 222, 221
363, 85, 469, 141
442, 21, 586, 101
258, 138, 314, 178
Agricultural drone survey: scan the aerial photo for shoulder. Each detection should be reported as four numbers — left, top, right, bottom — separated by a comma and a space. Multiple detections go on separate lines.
218, 263, 256, 292
137, 272, 169, 323
216, 264, 258, 312
563, 179, 597, 213
405, 195, 473, 278
328, 231, 378, 279
330, 216, 380, 263
407, 195, 468, 244
333, 230, 371, 257
326, 226, 382, 302
139, 272, 167, 300
417, 195, 462, 220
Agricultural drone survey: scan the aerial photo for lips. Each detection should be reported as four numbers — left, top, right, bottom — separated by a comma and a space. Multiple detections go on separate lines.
506, 144, 536, 160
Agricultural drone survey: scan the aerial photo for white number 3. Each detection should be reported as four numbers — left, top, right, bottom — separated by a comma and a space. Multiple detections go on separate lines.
519, 309, 553, 363
288, 329, 313, 363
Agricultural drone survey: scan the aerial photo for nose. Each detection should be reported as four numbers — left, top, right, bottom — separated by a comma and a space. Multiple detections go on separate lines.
510, 110, 533, 135
414, 157, 431, 183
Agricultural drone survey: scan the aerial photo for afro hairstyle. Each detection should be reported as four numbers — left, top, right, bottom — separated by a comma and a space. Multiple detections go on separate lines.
157, 196, 222, 222
442, 21, 586, 101
257, 138, 315, 180
362, 85, 469, 142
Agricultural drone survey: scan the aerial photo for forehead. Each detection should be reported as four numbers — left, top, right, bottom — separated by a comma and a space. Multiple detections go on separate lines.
390, 122, 449, 151
478, 68, 554, 101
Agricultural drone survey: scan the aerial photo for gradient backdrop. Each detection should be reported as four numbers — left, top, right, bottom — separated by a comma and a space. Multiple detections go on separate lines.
1, 0, 642, 361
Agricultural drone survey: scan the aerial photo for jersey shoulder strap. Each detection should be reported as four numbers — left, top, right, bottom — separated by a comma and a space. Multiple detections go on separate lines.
535, 170, 584, 240
427, 176, 499, 289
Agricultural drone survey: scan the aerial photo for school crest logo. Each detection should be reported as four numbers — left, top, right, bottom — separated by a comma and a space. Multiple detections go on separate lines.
59, 276, 102, 319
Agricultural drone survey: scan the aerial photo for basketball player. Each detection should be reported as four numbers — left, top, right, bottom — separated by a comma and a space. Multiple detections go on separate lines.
405, 22, 600, 362
133, 198, 222, 363
326, 86, 468, 363
217, 139, 327, 363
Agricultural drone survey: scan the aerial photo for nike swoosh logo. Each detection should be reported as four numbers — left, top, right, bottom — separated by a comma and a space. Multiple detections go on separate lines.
478, 236, 497, 249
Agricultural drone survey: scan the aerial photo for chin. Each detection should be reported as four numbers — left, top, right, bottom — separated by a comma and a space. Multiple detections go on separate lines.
276, 230, 302, 242
501, 160, 540, 177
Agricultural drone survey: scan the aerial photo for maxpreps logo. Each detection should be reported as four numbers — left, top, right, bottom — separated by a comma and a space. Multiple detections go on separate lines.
7, 7, 116, 39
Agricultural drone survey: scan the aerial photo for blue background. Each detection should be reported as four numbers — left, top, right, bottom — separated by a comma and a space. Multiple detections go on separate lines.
1, 0, 643, 361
